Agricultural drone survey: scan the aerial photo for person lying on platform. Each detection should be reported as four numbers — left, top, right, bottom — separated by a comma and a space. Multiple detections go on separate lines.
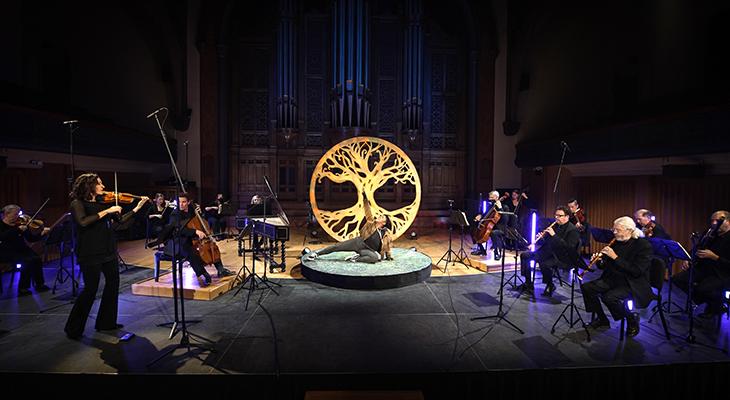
673, 210, 730, 319
305, 194, 392, 263
0, 204, 51, 296
581, 216, 653, 337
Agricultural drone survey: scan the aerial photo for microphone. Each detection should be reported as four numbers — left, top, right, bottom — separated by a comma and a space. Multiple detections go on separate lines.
146, 107, 167, 119
560, 141, 571, 152
62, 120, 78, 125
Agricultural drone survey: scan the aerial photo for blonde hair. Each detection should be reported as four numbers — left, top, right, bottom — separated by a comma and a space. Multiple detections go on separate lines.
614, 216, 644, 239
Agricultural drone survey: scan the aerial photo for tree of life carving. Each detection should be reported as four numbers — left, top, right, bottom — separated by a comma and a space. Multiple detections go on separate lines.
309, 137, 421, 242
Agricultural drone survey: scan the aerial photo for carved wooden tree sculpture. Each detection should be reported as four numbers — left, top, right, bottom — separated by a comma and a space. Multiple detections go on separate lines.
309, 137, 422, 242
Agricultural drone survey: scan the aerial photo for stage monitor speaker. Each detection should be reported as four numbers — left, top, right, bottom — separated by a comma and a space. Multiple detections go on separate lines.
662, 164, 705, 178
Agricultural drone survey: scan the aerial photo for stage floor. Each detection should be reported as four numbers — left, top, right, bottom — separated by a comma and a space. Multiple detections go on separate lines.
0, 227, 728, 378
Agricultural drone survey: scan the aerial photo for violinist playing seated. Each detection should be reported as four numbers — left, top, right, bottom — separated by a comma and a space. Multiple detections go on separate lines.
567, 198, 590, 252
633, 209, 671, 240
147, 193, 172, 238
0, 204, 51, 296
204, 193, 229, 236
471, 191, 507, 260
674, 210, 730, 319
580, 216, 653, 337
163, 192, 233, 287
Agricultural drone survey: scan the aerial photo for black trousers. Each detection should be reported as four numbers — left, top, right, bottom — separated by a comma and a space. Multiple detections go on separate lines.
519, 250, 559, 285
476, 229, 505, 255
0, 246, 45, 290
315, 237, 380, 263
581, 278, 632, 321
65, 258, 120, 336
674, 268, 730, 313
186, 251, 223, 277
207, 216, 225, 235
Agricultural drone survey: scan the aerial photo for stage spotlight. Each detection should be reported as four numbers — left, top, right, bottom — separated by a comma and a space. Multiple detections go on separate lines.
626, 299, 634, 312
409, 231, 417, 240
301, 247, 312, 256
725, 291, 729, 300
16, 263, 22, 270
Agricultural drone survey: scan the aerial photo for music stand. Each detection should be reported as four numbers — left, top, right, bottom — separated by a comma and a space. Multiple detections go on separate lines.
436, 201, 460, 273
647, 238, 689, 319
454, 210, 474, 269
500, 225, 528, 291
549, 249, 590, 341
590, 227, 615, 246
471, 236, 524, 335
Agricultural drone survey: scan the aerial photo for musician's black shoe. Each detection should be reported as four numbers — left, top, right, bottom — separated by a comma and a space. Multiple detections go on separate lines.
515, 282, 534, 294
493, 251, 501, 261
588, 317, 610, 329
35, 284, 51, 293
217, 268, 234, 278
471, 249, 486, 256
626, 313, 640, 337
199, 273, 211, 287
542, 282, 556, 297
96, 324, 124, 332
18, 288, 32, 296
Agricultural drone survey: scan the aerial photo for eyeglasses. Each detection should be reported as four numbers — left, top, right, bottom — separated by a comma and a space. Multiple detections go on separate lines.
554, 213, 567, 218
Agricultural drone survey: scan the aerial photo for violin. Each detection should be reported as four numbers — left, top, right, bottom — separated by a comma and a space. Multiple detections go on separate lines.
16, 214, 45, 235
642, 221, 656, 238
98, 191, 145, 204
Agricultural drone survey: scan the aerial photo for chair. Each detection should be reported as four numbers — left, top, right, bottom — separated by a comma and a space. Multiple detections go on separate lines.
619, 258, 671, 341
153, 250, 178, 282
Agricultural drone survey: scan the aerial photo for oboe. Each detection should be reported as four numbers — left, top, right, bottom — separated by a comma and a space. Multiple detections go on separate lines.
577, 238, 617, 280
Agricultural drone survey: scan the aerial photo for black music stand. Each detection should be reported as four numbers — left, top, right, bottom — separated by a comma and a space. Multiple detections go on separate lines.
590, 227, 614, 246
471, 237, 524, 335
550, 250, 590, 341
436, 201, 460, 273
500, 225, 528, 292
454, 210, 474, 269
647, 238, 688, 320
233, 177, 282, 310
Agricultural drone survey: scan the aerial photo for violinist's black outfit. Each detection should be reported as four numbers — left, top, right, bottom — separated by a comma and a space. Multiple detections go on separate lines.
65, 199, 135, 338
569, 209, 591, 251
673, 230, 730, 315
0, 221, 48, 295
471, 202, 507, 260
639, 221, 671, 240
581, 238, 653, 334
206, 199, 228, 235
147, 203, 172, 239
164, 208, 228, 283
520, 222, 580, 293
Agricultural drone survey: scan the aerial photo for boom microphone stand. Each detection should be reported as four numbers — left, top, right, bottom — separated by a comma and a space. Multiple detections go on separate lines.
146, 107, 213, 367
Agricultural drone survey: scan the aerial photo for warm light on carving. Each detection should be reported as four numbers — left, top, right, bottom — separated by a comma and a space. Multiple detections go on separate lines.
309, 137, 421, 242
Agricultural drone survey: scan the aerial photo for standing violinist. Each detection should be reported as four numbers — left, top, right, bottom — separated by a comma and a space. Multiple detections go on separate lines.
471, 191, 507, 260
64, 173, 150, 339
518, 206, 580, 296
673, 210, 730, 318
0, 204, 51, 296
633, 209, 670, 239
164, 192, 233, 287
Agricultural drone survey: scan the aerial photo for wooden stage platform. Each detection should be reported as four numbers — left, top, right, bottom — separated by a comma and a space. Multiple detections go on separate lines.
125, 227, 519, 300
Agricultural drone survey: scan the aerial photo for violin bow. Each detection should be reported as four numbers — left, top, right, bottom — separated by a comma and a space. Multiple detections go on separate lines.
24, 197, 50, 226
114, 172, 119, 208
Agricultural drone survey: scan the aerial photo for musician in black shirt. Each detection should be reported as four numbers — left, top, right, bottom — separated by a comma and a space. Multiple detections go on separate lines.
64, 173, 149, 339
518, 206, 581, 297
674, 210, 730, 318
581, 216, 653, 337
471, 191, 508, 260
634, 209, 671, 239
147, 193, 172, 238
163, 193, 233, 287
0, 204, 51, 296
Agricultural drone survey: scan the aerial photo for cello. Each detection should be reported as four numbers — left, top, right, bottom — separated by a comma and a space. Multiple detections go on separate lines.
471, 194, 507, 244
185, 203, 222, 265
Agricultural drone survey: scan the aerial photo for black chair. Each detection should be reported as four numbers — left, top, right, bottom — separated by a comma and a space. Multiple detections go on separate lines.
620, 258, 671, 341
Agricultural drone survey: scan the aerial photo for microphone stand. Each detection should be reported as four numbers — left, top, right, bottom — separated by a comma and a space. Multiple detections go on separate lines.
552, 142, 569, 207
147, 109, 213, 367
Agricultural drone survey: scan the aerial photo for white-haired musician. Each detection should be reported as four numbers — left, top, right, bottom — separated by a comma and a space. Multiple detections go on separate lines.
581, 216, 652, 337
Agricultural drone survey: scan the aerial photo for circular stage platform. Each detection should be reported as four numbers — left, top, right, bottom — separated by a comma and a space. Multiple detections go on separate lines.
300, 247, 433, 289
